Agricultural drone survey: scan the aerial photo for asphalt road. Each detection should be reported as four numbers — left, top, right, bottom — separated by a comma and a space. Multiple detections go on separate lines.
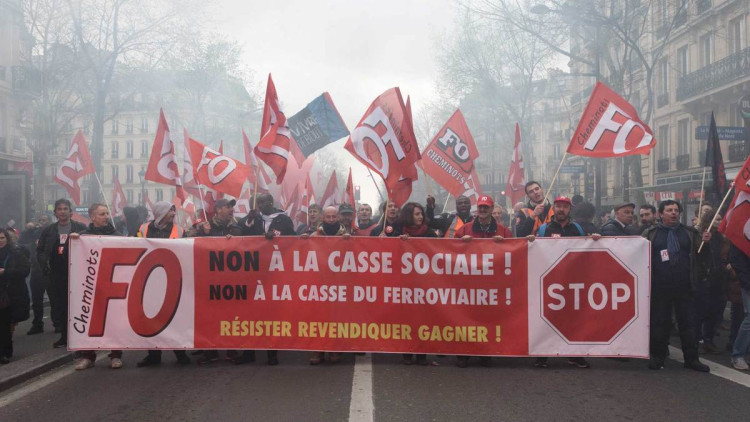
0, 350, 747, 422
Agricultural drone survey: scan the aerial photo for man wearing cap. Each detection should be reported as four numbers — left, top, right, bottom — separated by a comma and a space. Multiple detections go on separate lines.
453, 195, 512, 368
600, 202, 637, 236
425, 195, 473, 238
338, 203, 359, 235
534, 195, 600, 369
517, 181, 554, 237
190, 198, 241, 238
136, 202, 191, 367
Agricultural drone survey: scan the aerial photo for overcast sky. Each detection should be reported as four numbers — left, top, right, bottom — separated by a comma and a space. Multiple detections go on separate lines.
215, 0, 457, 205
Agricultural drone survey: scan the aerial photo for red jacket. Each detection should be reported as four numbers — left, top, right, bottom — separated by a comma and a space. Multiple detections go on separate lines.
454, 217, 512, 239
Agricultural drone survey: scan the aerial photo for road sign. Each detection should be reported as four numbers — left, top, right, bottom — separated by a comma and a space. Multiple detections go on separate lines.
740, 95, 750, 119
559, 165, 586, 174
541, 250, 637, 343
695, 125, 747, 141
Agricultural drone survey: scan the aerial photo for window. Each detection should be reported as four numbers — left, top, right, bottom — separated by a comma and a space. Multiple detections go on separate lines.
126, 190, 133, 203
140, 118, 149, 134
111, 119, 119, 134
678, 45, 689, 75
156, 189, 163, 201
126, 165, 133, 183
141, 140, 148, 157
729, 16, 744, 54
126, 140, 133, 158
659, 57, 669, 93
730, 103, 742, 127
111, 141, 119, 159
658, 125, 670, 160
677, 118, 690, 156
699, 33, 712, 67
125, 119, 133, 134
111, 165, 119, 184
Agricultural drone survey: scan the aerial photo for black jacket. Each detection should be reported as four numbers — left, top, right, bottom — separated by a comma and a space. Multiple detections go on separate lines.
643, 224, 709, 290
425, 206, 473, 236
370, 221, 402, 237
238, 210, 295, 236
192, 215, 242, 237
600, 218, 632, 236
81, 223, 121, 236
730, 244, 750, 291
36, 220, 87, 276
0, 245, 31, 322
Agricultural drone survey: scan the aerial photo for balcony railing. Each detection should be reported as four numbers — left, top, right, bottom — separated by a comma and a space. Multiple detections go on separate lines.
657, 158, 670, 173
676, 154, 690, 170
677, 47, 750, 101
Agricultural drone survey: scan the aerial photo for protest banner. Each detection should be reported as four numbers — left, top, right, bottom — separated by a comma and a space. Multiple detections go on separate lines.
68, 236, 649, 357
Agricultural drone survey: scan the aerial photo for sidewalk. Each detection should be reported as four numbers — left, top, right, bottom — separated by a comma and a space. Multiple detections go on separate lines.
0, 305, 73, 392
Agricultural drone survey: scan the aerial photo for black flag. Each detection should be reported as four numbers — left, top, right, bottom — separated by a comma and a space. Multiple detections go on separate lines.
704, 112, 727, 200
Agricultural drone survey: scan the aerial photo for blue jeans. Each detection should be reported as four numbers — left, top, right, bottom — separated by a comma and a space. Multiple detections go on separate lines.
732, 288, 750, 359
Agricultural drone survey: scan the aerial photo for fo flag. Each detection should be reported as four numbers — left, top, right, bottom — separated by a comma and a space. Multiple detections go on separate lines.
112, 176, 127, 217
344, 88, 420, 206
242, 130, 271, 194
705, 113, 727, 198
320, 170, 340, 208
145, 110, 185, 202
420, 109, 479, 197
54, 130, 95, 205
188, 138, 253, 198
567, 82, 655, 157
720, 186, 750, 256
507, 123, 526, 205
288, 93, 349, 157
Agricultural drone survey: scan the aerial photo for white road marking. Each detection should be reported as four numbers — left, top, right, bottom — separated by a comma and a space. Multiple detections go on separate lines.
0, 352, 107, 408
348, 354, 374, 422
668, 346, 750, 388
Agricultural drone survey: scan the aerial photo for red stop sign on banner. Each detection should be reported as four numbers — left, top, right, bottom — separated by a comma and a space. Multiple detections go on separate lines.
541, 250, 637, 343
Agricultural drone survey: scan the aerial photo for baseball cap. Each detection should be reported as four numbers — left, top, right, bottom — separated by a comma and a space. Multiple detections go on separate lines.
554, 196, 573, 206
338, 203, 355, 214
214, 198, 236, 211
477, 195, 494, 207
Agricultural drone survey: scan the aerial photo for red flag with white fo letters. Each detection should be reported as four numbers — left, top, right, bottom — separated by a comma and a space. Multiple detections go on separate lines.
145, 110, 185, 203
567, 82, 655, 157
188, 137, 253, 198
54, 130, 95, 205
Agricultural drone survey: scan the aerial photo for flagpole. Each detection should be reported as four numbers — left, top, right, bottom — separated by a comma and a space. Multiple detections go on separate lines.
541, 151, 569, 205
252, 167, 261, 209
420, 167, 434, 197
697, 165, 708, 221
697, 184, 734, 253
442, 193, 451, 214
93, 172, 117, 228
367, 168, 385, 203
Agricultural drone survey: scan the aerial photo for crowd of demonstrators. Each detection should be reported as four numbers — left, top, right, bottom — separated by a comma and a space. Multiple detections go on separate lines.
18, 188, 748, 373
517, 181, 554, 237
18, 214, 50, 335
135, 202, 191, 368
0, 227, 31, 364
70, 203, 124, 370
36, 199, 87, 348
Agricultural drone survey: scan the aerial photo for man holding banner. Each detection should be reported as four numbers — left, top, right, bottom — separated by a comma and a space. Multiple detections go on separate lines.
426, 195, 473, 238
516, 181, 554, 237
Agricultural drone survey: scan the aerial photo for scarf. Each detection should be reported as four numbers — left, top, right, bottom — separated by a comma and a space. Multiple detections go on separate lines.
262, 212, 283, 233
657, 222, 682, 267
321, 222, 341, 236
403, 224, 429, 237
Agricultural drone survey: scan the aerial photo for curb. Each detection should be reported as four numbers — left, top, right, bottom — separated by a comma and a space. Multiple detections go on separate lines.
0, 349, 74, 393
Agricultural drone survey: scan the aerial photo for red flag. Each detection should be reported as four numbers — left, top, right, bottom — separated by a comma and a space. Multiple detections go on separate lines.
507, 123, 526, 205
320, 171, 340, 208
235, 187, 252, 217
112, 175, 127, 217
284, 184, 302, 227
343, 168, 355, 207
243, 130, 270, 194
145, 110, 185, 203
181, 129, 201, 198
732, 151, 750, 193
719, 186, 750, 256
305, 173, 316, 205
254, 74, 304, 182
567, 81, 655, 157
344, 88, 420, 206
420, 109, 480, 197
54, 130, 95, 205
188, 137, 253, 198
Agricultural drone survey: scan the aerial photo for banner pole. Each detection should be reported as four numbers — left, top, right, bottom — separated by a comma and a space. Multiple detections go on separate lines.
541, 151, 568, 205
196, 184, 209, 221
420, 167, 434, 197
442, 193, 451, 214
697, 184, 734, 253
697, 166, 707, 221
252, 167, 261, 209
367, 168, 385, 203
93, 172, 117, 228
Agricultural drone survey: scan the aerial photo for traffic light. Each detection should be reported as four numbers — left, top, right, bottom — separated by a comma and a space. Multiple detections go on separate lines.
354, 185, 361, 201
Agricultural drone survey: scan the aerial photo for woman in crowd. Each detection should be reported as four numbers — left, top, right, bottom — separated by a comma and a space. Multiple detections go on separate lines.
0, 228, 31, 364
398, 202, 438, 365
70, 204, 124, 370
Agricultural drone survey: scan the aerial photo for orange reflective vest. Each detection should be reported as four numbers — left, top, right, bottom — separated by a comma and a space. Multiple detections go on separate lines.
137, 223, 183, 239
443, 215, 468, 238
520, 203, 554, 235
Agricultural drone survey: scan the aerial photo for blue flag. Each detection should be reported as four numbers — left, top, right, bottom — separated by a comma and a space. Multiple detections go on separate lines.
288, 93, 349, 157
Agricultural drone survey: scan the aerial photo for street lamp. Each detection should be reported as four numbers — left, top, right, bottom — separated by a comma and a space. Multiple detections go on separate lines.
138, 168, 146, 205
